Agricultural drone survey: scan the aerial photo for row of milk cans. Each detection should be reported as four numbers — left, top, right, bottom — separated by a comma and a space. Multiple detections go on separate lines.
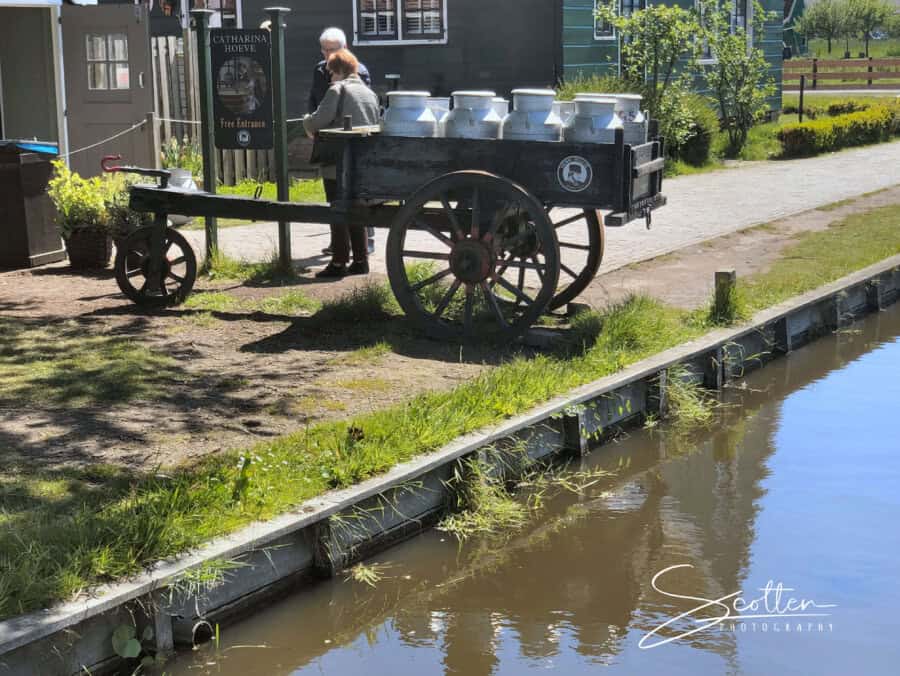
381, 89, 647, 146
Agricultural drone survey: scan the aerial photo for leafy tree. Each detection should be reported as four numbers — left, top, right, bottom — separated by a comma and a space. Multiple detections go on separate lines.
795, 0, 848, 54
850, 0, 895, 56
700, 1, 775, 156
890, 12, 900, 39
595, 2, 703, 121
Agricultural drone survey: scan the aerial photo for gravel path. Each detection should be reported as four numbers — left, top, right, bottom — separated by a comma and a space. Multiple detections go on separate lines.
180, 139, 900, 276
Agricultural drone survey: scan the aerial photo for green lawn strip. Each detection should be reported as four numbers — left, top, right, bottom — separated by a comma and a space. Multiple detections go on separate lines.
802, 37, 900, 59
3, 203, 900, 619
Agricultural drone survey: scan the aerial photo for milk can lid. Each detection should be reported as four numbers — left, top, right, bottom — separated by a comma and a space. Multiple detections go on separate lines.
387, 90, 431, 98
511, 88, 556, 97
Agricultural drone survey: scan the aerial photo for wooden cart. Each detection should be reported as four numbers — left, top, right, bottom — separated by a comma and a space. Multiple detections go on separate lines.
110, 126, 666, 340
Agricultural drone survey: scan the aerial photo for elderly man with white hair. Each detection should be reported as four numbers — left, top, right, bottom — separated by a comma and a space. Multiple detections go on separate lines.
308, 27, 374, 256
308, 27, 372, 113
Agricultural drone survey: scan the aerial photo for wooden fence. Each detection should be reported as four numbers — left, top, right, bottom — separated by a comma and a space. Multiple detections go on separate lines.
150, 35, 276, 185
784, 57, 900, 91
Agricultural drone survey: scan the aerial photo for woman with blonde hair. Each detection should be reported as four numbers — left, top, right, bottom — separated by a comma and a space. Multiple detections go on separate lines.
303, 49, 380, 278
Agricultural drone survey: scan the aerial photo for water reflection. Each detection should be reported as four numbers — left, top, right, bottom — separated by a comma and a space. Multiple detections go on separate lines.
166, 307, 900, 676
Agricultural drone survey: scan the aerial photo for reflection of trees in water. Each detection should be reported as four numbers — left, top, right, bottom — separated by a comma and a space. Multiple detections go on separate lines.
179, 310, 896, 676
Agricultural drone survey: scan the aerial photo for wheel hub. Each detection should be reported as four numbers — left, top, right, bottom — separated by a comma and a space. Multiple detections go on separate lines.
449, 238, 493, 284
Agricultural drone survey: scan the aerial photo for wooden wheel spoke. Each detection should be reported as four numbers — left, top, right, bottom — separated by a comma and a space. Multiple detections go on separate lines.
415, 220, 455, 248
559, 241, 591, 251
126, 267, 144, 279
402, 250, 451, 261
517, 264, 526, 303
480, 282, 509, 328
411, 267, 452, 292
560, 262, 579, 279
440, 194, 465, 241
169, 255, 187, 266
433, 279, 462, 319
553, 212, 584, 229
168, 272, 185, 283
470, 187, 480, 238
530, 256, 545, 282
495, 275, 533, 305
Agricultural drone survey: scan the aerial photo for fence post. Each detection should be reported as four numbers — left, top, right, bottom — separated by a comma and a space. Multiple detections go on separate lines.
812, 58, 818, 89
799, 75, 805, 123
146, 111, 161, 170
868, 57, 873, 87
192, 9, 218, 258
267, 6, 292, 271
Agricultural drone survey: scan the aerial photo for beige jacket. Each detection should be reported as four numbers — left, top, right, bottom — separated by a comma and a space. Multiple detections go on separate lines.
302, 74, 380, 136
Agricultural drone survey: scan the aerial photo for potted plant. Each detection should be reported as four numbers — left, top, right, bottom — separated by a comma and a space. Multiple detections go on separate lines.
47, 159, 113, 269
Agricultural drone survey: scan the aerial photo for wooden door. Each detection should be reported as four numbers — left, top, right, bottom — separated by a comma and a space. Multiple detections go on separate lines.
62, 3, 154, 177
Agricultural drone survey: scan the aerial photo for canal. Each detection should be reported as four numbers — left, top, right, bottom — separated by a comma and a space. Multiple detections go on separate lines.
166, 305, 900, 675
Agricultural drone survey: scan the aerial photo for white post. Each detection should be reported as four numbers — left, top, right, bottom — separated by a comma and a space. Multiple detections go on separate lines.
50, 4, 70, 161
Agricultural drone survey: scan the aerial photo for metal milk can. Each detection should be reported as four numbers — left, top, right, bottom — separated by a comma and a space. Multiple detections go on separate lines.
612, 93, 647, 145
443, 91, 502, 139
502, 89, 562, 142
563, 95, 623, 144
382, 91, 439, 137
492, 97, 510, 118
552, 100, 576, 125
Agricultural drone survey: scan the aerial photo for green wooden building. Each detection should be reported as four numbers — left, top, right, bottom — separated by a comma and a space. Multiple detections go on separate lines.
561, 0, 784, 109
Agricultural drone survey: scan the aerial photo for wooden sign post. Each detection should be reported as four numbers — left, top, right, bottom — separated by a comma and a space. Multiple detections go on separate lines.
266, 6, 292, 270
192, 9, 218, 258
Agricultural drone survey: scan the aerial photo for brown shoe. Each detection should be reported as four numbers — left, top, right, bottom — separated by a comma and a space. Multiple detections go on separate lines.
347, 260, 369, 275
315, 263, 347, 279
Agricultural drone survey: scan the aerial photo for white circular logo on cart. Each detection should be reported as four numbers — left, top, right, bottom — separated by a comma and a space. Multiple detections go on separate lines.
557, 156, 592, 192
237, 129, 251, 147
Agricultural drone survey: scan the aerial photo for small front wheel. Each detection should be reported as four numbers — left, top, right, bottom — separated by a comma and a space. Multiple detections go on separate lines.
115, 226, 197, 306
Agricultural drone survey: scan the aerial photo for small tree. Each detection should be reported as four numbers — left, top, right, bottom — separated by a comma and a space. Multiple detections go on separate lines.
889, 12, 900, 39
850, 0, 895, 56
796, 0, 848, 54
596, 2, 702, 121
701, 1, 775, 156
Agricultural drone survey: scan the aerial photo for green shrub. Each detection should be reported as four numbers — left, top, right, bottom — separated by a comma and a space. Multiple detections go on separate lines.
777, 105, 897, 157
677, 95, 720, 166
782, 104, 821, 119
826, 101, 871, 116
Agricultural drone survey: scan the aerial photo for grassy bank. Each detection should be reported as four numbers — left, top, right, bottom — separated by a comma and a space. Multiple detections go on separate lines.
3, 201, 900, 620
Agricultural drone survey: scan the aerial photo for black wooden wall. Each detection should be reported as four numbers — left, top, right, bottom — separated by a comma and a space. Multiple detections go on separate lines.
240, 0, 561, 119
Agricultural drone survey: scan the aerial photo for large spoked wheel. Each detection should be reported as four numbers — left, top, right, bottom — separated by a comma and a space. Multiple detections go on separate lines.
387, 170, 560, 341
114, 226, 197, 307
546, 207, 605, 311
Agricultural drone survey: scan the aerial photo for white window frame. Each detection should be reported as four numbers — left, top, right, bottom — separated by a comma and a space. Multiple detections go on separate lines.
352, 0, 449, 46
593, 0, 616, 41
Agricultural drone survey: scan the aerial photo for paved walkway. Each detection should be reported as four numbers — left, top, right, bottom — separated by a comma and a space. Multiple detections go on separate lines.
180, 139, 900, 277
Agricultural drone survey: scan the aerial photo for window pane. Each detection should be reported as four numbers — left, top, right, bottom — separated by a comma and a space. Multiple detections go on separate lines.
108, 34, 128, 61
111, 62, 130, 89
406, 14, 422, 33
423, 11, 441, 33
377, 11, 395, 34
361, 13, 377, 34
88, 62, 108, 90
86, 34, 106, 61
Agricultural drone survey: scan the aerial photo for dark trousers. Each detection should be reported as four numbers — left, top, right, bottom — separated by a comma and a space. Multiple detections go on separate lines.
324, 179, 368, 264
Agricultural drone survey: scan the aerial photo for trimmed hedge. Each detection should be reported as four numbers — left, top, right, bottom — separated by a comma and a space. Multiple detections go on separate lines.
778, 105, 899, 157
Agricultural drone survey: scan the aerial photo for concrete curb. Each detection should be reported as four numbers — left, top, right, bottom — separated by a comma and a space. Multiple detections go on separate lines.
2, 254, 898, 675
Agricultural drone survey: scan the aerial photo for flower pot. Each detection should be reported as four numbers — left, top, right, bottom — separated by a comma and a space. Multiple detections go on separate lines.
65, 226, 112, 269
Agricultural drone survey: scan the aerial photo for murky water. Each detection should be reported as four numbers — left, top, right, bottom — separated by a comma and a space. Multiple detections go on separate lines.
167, 306, 900, 676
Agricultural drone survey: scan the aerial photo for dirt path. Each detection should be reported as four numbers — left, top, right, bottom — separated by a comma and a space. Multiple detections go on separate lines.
1, 186, 897, 473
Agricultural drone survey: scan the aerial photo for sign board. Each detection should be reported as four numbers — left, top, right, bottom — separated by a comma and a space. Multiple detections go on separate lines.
210, 29, 273, 149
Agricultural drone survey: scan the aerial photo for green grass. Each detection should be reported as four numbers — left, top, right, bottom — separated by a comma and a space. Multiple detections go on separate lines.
258, 290, 321, 315
0, 318, 180, 408
329, 341, 393, 366
802, 37, 900, 59
199, 247, 298, 284
180, 179, 327, 229
782, 93, 899, 110
183, 289, 320, 316
217, 178, 327, 204
3, 201, 900, 619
